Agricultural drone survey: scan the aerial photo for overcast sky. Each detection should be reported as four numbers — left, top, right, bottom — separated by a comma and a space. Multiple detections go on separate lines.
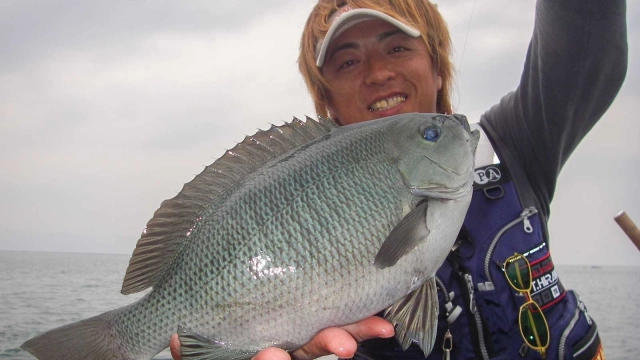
1, 0, 638, 266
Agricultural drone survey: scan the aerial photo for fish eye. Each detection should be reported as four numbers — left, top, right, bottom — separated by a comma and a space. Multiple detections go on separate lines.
423, 125, 441, 142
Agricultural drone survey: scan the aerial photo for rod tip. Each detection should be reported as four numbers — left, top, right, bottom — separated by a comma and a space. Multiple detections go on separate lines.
614, 210, 626, 219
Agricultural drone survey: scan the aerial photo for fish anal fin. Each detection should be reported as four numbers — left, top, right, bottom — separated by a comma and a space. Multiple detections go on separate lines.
121, 117, 338, 295
374, 201, 430, 269
384, 277, 439, 356
178, 326, 254, 360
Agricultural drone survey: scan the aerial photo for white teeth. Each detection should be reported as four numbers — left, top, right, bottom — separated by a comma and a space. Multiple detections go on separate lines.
369, 95, 406, 111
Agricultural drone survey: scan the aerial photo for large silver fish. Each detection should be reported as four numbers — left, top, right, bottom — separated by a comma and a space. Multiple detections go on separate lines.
22, 113, 479, 360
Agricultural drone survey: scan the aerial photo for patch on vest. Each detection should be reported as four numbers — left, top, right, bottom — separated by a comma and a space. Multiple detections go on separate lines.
528, 251, 566, 310
473, 163, 509, 190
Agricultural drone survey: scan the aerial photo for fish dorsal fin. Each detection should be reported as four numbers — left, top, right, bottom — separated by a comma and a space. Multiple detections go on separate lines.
121, 116, 337, 294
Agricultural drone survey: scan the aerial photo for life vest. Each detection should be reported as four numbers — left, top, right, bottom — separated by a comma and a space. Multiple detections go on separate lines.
356, 126, 602, 360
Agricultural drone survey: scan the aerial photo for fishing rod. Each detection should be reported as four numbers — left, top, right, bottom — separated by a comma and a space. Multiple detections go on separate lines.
614, 211, 640, 252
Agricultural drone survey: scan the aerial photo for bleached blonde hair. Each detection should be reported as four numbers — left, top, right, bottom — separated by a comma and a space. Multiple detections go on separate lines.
298, 0, 454, 119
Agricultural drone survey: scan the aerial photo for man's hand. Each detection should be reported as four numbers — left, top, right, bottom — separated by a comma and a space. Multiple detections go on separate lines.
169, 316, 394, 360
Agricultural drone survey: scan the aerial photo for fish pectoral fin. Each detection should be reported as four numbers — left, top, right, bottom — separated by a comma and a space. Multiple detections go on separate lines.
383, 277, 438, 356
374, 201, 430, 269
178, 326, 254, 360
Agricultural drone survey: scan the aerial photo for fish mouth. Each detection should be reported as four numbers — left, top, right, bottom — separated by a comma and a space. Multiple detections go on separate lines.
368, 95, 407, 112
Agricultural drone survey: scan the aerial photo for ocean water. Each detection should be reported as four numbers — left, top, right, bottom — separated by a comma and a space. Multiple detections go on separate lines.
0, 251, 171, 359
0, 251, 638, 359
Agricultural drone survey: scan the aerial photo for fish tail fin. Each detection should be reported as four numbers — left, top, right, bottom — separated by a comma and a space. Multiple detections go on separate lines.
21, 307, 145, 360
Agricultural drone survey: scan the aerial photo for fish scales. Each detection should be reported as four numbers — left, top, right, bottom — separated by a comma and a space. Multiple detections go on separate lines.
22, 113, 479, 359
166, 124, 408, 345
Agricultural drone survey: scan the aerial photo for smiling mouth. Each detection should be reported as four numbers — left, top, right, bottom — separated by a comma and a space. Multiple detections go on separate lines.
369, 95, 406, 112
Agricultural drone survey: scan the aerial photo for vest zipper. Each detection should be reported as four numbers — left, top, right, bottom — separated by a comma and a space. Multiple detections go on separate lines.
447, 253, 493, 360
463, 273, 490, 360
558, 303, 580, 359
559, 293, 593, 359
483, 207, 538, 284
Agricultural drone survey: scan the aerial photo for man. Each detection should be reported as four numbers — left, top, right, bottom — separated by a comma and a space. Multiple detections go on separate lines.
172, 0, 627, 359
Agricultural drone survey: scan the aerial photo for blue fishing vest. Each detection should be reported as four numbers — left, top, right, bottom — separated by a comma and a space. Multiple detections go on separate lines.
356, 163, 602, 360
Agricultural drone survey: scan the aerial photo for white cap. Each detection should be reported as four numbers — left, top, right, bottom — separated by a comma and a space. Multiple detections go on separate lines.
315, 7, 421, 67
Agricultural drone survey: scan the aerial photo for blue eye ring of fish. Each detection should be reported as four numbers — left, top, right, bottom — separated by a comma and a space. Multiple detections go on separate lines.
423, 125, 441, 142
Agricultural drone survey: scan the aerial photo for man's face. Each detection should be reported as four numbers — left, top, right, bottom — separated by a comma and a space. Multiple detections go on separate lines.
321, 19, 442, 126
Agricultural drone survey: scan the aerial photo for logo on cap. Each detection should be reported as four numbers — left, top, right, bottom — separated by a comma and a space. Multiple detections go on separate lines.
331, 5, 353, 23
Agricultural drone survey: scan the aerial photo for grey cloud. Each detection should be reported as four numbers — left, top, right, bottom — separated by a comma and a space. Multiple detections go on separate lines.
0, 0, 638, 267
0, 0, 298, 71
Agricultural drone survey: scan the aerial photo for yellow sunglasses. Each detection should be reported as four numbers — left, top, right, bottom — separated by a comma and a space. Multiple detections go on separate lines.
503, 253, 550, 358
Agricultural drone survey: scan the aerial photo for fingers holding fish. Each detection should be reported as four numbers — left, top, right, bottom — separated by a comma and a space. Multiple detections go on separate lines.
170, 333, 181, 360
339, 316, 395, 343
289, 327, 357, 360
289, 316, 395, 360
252, 347, 292, 360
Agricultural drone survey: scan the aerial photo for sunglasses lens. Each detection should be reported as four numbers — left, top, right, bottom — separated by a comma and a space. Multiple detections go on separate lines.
519, 301, 549, 349
505, 255, 531, 291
